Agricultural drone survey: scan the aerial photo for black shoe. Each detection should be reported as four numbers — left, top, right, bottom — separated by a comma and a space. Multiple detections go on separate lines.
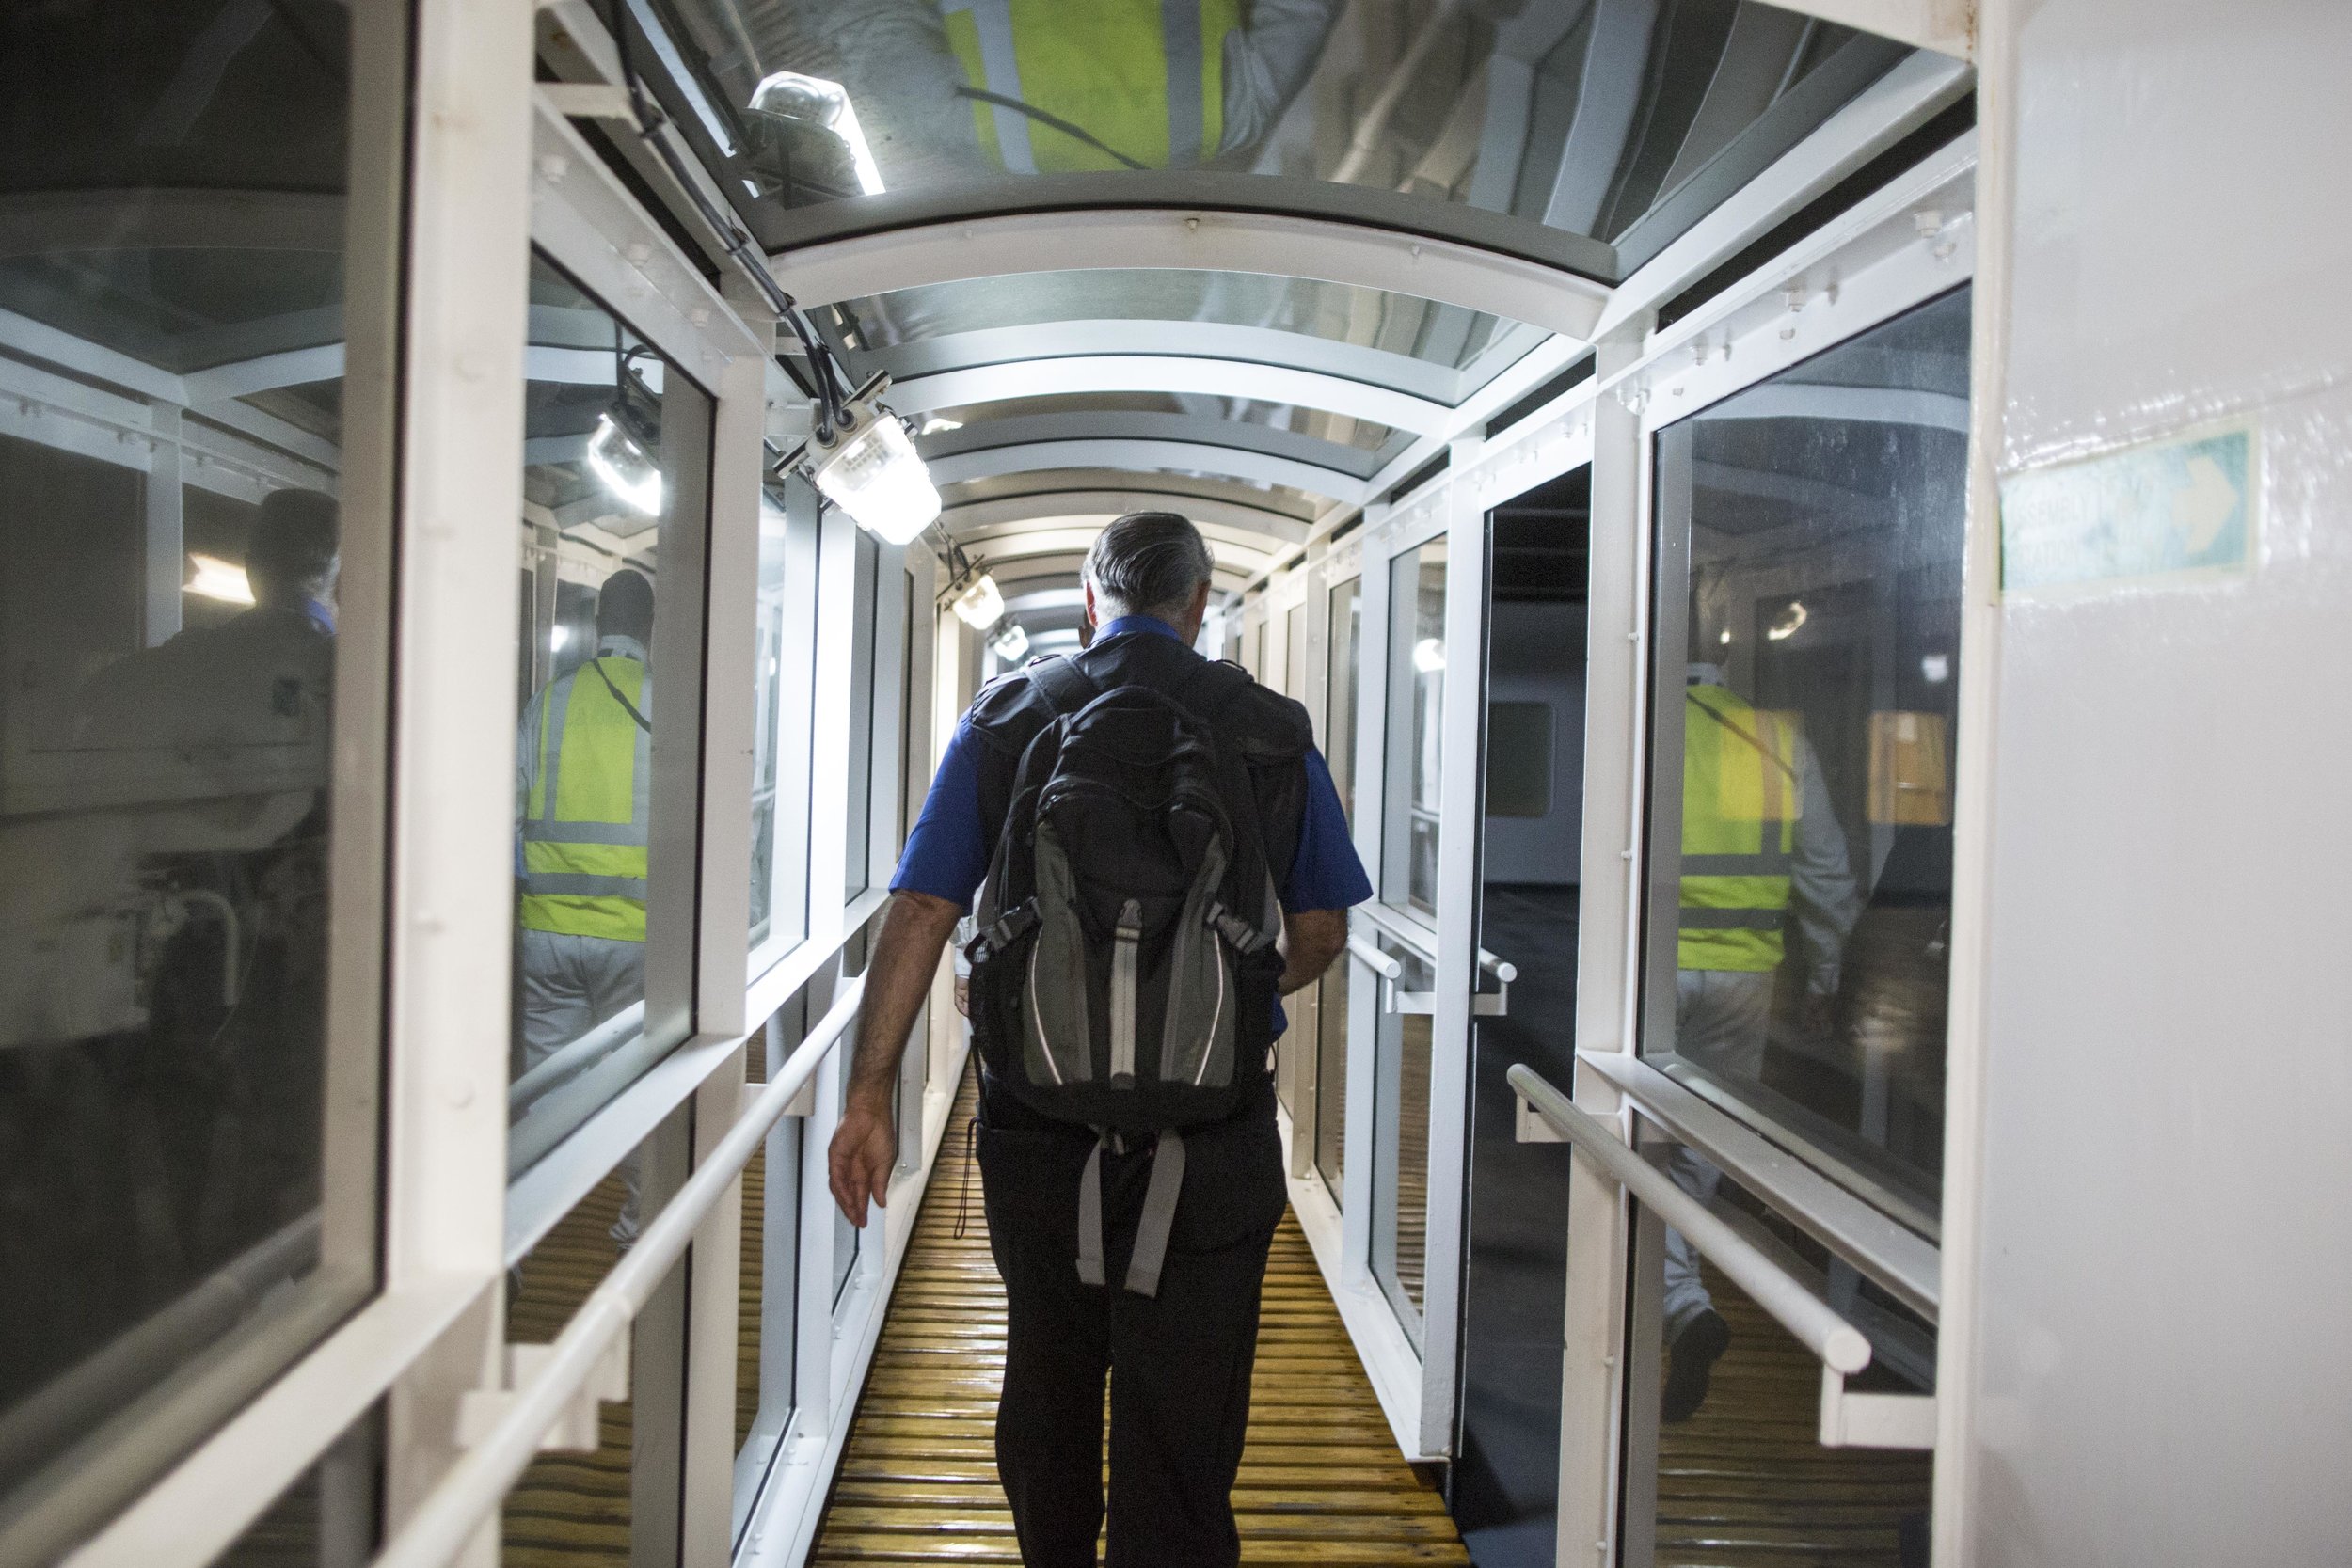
1661, 1307, 1730, 1423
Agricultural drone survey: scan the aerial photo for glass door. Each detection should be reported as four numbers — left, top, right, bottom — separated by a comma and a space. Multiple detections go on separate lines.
1622, 286, 1972, 1567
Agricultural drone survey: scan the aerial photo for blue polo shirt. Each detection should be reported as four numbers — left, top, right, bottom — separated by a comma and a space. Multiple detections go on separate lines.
892, 615, 1372, 1033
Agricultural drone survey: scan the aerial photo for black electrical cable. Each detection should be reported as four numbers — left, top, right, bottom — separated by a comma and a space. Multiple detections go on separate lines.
607, 8, 849, 438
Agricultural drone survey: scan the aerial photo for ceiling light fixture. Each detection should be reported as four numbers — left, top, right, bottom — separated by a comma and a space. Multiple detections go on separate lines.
1765, 601, 1808, 641
988, 621, 1029, 663
949, 570, 1005, 630
787, 372, 942, 546
1413, 637, 1446, 674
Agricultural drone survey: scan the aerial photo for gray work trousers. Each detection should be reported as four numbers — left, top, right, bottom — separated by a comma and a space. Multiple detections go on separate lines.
1662, 968, 1773, 1336
519, 928, 646, 1243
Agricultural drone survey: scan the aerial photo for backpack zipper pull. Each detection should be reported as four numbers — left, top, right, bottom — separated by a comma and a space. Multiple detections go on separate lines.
1109, 897, 1142, 1087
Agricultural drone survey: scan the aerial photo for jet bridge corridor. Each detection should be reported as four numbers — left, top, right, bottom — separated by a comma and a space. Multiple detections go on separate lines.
14, 2, 2350, 1567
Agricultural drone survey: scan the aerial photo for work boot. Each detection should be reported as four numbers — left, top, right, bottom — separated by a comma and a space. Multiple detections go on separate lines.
1661, 1307, 1730, 1423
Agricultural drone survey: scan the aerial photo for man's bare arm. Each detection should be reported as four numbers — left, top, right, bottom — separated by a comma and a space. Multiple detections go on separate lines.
1278, 908, 1347, 995
827, 889, 963, 1226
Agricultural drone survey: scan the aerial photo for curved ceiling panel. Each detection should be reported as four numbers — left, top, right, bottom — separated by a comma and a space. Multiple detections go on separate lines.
641, 0, 1924, 283
840, 315, 1547, 406
771, 207, 1608, 341
919, 410, 1390, 483
943, 487, 1310, 546
928, 438, 1369, 508
885, 352, 1449, 436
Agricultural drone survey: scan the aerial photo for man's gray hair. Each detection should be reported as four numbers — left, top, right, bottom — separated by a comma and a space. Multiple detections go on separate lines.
1082, 512, 1216, 620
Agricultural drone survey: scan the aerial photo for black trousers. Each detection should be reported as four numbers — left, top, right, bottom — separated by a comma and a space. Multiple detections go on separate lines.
976, 1093, 1288, 1568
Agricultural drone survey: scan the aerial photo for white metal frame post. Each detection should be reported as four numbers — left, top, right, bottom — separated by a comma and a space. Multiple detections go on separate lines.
381, 0, 539, 1556
1419, 435, 1491, 1457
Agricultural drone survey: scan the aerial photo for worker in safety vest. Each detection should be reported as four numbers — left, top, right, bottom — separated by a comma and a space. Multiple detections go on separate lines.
938, 0, 1339, 175
1662, 663, 1857, 1421
516, 568, 656, 1237
742, 1, 1339, 188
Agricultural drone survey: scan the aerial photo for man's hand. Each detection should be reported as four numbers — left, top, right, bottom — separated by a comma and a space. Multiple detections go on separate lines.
825, 889, 964, 1227
828, 1091, 897, 1229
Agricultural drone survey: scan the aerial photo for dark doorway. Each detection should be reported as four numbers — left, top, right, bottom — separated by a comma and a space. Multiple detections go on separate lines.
1452, 467, 1591, 1564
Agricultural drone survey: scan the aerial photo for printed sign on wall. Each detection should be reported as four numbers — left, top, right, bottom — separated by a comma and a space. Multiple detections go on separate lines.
2000, 419, 2258, 596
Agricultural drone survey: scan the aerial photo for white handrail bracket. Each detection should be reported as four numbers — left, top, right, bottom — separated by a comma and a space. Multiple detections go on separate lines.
457, 1338, 630, 1454
1819, 1365, 1937, 1450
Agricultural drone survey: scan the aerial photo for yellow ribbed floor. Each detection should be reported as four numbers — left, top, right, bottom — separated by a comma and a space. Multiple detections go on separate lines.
811, 1069, 1470, 1566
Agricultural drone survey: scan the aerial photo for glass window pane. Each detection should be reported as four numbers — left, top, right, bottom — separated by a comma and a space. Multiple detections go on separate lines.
505, 1112, 687, 1560
735, 1005, 804, 1533
1645, 286, 1970, 1219
1634, 1176, 1935, 1556
510, 254, 712, 1189
1383, 540, 1448, 916
0, 4, 384, 1544
842, 527, 881, 903
750, 479, 819, 964
1313, 572, 1361, 1203
1370, 942, 1436, 1342
1314, 955, 1350, 1204
642, 1, 1910, 271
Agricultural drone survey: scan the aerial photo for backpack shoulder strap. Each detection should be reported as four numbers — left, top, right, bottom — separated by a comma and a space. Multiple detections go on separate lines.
1168, 656, 1254, 724
1026, 654, 1099, 719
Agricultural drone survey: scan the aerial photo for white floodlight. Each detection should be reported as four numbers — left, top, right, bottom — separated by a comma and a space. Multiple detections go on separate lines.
794, 378, 942, 546
989, 621, 1029, 663
588, 413, 664, 516
186, 552, 255, 606
749, 71, 884, 195
948, 571, 1005, 630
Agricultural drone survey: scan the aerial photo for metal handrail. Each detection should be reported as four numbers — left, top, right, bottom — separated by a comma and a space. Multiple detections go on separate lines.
374, 974, 866, 1568
1345, 933, 1404, 980
1506, 1063, 1872, 1376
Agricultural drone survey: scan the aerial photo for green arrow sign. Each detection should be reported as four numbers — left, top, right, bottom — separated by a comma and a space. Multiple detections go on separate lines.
2000, 418, 2258, 596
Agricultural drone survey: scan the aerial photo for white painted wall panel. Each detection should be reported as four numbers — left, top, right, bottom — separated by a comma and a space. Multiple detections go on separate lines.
1968, 3, 2352, 1562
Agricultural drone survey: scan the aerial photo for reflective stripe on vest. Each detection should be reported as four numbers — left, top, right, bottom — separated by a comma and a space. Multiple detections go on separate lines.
940, 0, 1240, 173
1678, 686, 1799, 973
520, 657, 651, 942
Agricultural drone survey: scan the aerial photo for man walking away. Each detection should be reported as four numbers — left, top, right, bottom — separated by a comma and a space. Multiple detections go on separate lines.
829, 512, 1370, 1566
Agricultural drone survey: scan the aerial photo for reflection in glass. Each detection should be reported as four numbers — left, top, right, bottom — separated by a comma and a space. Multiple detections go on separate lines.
0, 3, 378, 1544
1384, 540, 1448, 915
509, 256, 708, 1198
1648, 288, 1970, 1250
648, 0, 1906, 268
1638, 1193, 1933, 1561
1370, 942, 1435, 1342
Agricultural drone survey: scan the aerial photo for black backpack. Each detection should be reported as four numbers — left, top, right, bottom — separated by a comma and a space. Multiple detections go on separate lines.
962, 652, 1301, 1293
965, 652, 1294, 1129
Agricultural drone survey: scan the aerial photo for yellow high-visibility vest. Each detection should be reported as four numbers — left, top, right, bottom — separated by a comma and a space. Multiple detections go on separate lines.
1678, 685, 1801, 973
520, 656, 651, 942
941, 0, 1243, 173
